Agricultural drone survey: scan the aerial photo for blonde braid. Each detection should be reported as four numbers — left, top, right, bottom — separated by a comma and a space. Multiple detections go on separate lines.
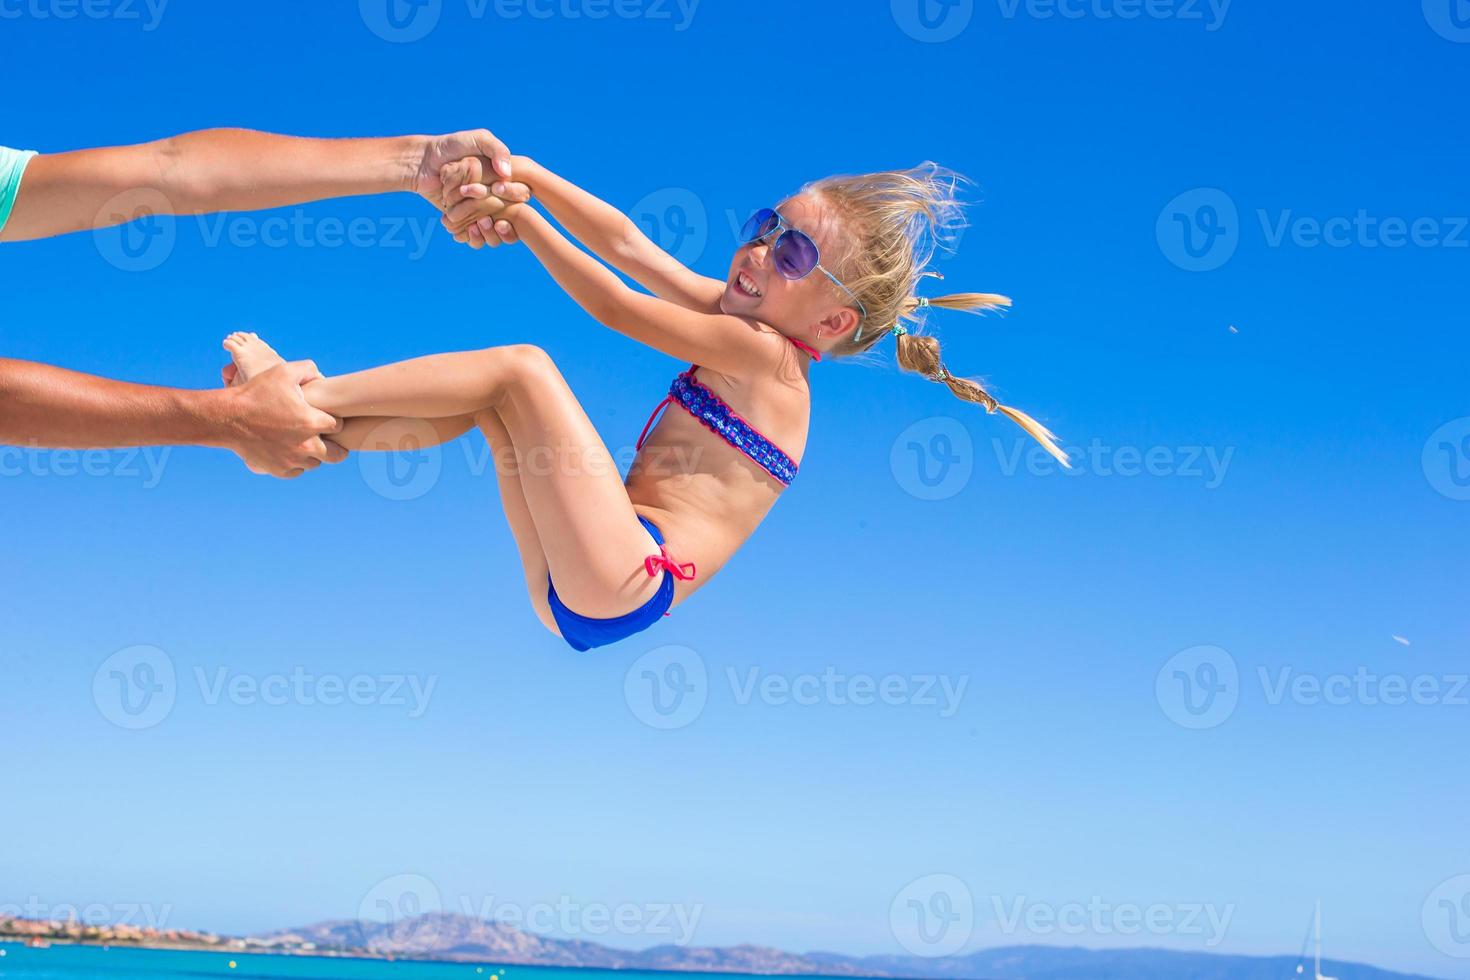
802, 165, 1069, 467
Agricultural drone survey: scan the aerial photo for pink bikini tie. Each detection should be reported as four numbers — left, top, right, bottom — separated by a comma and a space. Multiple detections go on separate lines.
645, 545, 697, 582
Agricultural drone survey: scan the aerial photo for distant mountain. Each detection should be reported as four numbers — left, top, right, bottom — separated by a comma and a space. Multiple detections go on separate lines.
256, 914, 844, 974
822, 946, 1440, 980
254, 912, 1443, 980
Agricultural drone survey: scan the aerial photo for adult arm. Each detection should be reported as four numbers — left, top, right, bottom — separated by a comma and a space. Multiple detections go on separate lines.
0, 357, 346, 478
0, 128, 524, 243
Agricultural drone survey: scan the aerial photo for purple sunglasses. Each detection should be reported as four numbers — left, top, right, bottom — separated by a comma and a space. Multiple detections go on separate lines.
739, 208, 868, 319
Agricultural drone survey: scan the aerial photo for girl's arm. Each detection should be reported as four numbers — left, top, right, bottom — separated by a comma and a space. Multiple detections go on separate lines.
501, 204, 782, 375
0, 128, 523, 242
447, 156, 727, 313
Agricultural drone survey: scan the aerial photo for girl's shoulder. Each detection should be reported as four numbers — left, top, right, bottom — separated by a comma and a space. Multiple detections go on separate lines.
732, 321, 816, 379
699, 324, 811, 409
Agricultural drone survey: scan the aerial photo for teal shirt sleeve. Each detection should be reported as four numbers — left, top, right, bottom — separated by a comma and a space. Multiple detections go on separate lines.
0, 146, 39, 236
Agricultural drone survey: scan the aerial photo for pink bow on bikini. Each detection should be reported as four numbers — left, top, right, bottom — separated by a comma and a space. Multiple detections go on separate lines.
645, 545, 697, 582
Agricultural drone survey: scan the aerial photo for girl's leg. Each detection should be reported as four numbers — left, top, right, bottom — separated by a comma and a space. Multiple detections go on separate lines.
225, 331, 536, 421
302, 345, 554, 420
473, 407, 558, 633
224, 333, 665, 619
459, 348, 670, 618
225, 333, 477, 453
332, 415, 476, 452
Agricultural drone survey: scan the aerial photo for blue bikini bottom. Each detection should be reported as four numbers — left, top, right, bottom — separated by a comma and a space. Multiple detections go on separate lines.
546, 516, 675, 652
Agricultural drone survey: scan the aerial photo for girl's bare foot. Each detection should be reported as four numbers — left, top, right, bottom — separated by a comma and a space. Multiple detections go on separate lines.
222, 332, 287, 386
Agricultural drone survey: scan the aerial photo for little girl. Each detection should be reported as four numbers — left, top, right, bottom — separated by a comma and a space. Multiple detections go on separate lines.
223, 159, 1067, 651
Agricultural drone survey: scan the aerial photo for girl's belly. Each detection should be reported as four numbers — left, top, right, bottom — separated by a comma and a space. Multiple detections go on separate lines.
625, 438, 785, 608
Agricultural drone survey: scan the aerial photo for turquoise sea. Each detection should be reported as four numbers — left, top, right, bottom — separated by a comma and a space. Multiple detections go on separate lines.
0, 946, 720, 980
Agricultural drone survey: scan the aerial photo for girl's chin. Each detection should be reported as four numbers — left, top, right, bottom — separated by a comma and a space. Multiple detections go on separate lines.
721, 289, 761, 316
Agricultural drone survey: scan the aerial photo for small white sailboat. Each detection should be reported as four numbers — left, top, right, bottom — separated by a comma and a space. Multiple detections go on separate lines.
1294, 901, 1338, 980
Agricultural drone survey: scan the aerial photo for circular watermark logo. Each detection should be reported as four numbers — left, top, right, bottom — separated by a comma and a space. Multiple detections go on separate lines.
1423, 0, 1470, 42
357, 419, 445, 501
1423, 417, 1470, 501
891, 0, 974, 42
1423, 874, 1470, 957
359, 873, 443, 950
1157, 188, 1240, 272
360, 0, 442, 42
93, 189, 176, 273
1155, 644, 1239, 730
92, 645, 177, 730
891, 416, 974, 501
889, 874, 975, 957
624, 645, 708, 730
628, 188, 709, 266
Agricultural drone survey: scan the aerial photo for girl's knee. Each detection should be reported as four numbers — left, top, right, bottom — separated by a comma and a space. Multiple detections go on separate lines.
502, 344, 557, 382
464, 345, 553, 412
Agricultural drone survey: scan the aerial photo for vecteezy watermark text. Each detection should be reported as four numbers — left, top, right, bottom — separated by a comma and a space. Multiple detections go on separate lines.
0, 898, 173, 929
1158, 188, 1470, 272
624, 646, 971, 730
93, 192, 441, 273
890, 0, 1229, 42
0, 0, 168, 31
989, 895, 1234, 946
887, 875, 1233, 958
0, 445, 170, 488
358, 0, 698, 43
194, 666, 437, 717
992, 438, 1234, 488
92, 645, 439, 730
727, 667, 968, 717
357, 422, 704, 502
1258, 666, 1469, 708
995, 0, 1230, 30
358, 874, 704, 947
1157, 644, 1470, 730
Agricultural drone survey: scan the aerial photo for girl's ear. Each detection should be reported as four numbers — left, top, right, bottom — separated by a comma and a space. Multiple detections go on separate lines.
819, 307, 862, 341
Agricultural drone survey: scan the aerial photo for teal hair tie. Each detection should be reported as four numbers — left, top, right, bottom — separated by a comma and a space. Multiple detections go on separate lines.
891, 324, 908, 338
914, 296, 931, 309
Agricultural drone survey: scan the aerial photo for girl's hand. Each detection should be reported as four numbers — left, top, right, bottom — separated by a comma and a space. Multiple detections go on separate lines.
478, 215, 521, 247
439, 156, 533, 249
450, 203, 528, 250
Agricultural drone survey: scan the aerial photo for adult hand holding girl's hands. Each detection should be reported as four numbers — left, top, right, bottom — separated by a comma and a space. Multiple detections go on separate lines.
437, 154, 534, 248
413, 130, 529, 242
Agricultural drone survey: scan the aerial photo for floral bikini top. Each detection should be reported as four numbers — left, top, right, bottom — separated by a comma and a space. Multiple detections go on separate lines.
635, 337, 819, 487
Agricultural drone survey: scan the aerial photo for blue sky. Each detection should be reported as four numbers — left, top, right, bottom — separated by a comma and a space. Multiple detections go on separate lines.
2, 0, 1469, 977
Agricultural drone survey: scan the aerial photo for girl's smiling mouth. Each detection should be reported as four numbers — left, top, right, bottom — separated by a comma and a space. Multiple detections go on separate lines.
734, 269, 763, 298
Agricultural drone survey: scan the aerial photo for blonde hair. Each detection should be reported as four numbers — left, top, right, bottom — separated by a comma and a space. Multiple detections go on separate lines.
802, 164, 1070, 467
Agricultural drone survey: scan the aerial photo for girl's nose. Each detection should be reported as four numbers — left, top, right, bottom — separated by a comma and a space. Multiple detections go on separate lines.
748, 242, 771, 268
